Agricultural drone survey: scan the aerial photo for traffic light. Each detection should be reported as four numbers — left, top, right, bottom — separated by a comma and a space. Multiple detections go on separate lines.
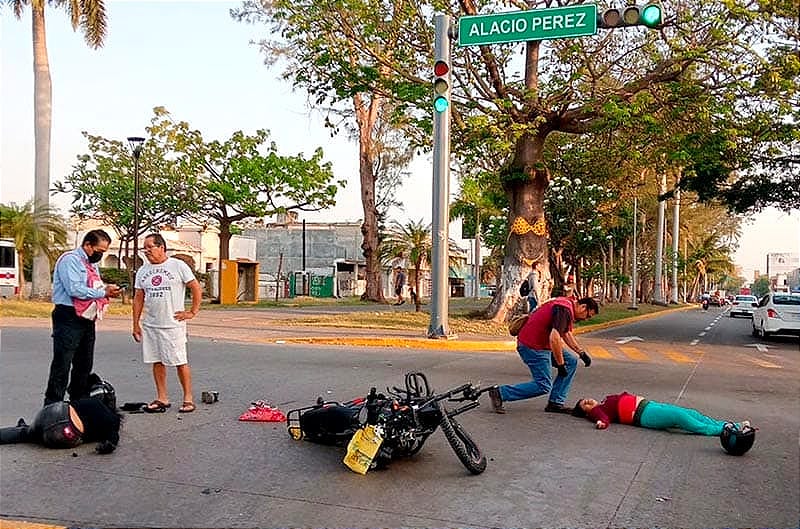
597, 3, 663, 29
433, 60, 450, 113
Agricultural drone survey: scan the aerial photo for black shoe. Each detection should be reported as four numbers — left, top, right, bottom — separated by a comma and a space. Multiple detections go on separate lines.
488, 386, 505, 414
544, 401, 572, 414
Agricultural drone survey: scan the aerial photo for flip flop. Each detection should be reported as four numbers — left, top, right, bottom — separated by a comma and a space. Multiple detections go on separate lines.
144, 400, 171, 413
178, 402, 196, 413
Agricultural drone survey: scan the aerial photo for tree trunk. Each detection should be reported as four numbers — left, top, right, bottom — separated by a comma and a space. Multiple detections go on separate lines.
485, 132, 550, 323
354, 93, 384, 302
30, 5, 53, 299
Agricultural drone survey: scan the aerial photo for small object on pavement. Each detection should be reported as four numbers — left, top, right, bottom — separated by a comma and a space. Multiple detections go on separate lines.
238, 400, 286, 422
201, 391, 219, 404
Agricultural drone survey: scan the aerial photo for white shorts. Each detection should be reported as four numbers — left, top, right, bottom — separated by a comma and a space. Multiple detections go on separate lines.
142, 326, 188, 366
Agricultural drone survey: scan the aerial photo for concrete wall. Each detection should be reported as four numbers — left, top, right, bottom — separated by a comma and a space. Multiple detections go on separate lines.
243, 222, 362, 277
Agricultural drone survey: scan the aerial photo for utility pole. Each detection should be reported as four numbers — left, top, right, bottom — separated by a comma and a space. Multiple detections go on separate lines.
428, 14, 453, 338
629, 195, 638, 310
653, 173, 667, 305
671, 187, 680, 303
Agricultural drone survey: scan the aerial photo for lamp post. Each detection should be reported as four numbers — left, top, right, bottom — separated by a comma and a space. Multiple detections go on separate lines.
127, 137, 145, 277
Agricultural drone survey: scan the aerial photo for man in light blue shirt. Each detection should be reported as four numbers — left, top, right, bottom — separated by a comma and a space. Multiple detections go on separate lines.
45, 229, 121, 405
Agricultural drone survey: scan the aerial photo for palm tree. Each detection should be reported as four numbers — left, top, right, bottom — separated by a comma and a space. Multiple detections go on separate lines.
380, 220, 432, 313
6, 0, 107, 298
0, 200, 67, 298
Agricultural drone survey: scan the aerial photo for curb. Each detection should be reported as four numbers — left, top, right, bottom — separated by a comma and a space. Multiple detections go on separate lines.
276, 304, 697, 351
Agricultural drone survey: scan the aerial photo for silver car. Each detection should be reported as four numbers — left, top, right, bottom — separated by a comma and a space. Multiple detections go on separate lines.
751, 293, 800, 338
729, 295, 758, 318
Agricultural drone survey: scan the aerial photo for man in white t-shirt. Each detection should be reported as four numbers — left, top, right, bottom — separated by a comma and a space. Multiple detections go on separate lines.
132, 233, 202, 414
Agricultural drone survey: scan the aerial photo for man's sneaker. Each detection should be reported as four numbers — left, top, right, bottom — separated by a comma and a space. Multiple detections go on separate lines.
488, 386, 505, 414
544, 401, 572, 414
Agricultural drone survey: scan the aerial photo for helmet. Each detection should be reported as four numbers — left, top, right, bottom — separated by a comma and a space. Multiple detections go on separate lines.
88, 374, 117, 411
31, 402, 83, 448
720, 422, 755, 456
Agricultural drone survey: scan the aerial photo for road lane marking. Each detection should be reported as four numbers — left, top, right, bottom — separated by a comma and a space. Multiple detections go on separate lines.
588, 345, 614, 359
664, 350, 696, 364
747, 357, 782, 369
699, 332, 706, 336
618, 346, 649, 361
690, 339, 700, 346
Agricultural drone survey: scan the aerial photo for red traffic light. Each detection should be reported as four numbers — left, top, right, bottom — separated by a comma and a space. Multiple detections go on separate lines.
434, 61, 449, 77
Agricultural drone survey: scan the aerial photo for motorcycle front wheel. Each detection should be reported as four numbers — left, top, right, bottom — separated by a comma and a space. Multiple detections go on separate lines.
439, 413, 487, 475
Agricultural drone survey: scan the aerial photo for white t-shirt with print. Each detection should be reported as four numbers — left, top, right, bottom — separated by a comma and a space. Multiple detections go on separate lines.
135, 257, 195, 329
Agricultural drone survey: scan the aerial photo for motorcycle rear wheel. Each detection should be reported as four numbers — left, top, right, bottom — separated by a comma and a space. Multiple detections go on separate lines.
439, 413, 487, 475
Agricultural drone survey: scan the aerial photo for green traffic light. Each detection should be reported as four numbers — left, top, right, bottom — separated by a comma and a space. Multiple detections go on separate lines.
640, 4, 662, 27
434, 96, 449, 113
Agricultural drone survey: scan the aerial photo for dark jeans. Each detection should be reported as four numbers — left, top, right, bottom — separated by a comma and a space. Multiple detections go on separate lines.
44, 304, 96, 405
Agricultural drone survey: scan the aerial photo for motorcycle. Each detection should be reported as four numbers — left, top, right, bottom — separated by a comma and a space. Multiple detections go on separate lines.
702, 298, 709, 310
286, 372, 491, 475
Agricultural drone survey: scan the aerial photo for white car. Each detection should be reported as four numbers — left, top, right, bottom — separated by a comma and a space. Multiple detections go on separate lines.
729, 295, 758, 318
751, 293, 800, 338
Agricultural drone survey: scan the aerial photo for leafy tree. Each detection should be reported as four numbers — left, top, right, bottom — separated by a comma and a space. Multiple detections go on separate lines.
380, 219, 432, 312
55, 130, 200, 276
146, 107, 343, 263
0, 200, 66, 298
751, 275, 771, 298
232, 0, 436, 302
4, 0, 108, 298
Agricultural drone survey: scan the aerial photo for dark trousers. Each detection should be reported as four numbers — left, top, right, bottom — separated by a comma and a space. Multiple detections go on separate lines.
45, 304, 96, 405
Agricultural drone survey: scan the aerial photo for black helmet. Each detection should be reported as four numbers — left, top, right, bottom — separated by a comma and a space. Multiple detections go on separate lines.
88, 374, 117, 411
31, 402, 83, 448
720, 422, 755, 456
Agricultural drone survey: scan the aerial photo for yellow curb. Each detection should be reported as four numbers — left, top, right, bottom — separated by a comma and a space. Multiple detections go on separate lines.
275, 304, 696, 351
281, 336, 517, 351
0, 520, 65, 529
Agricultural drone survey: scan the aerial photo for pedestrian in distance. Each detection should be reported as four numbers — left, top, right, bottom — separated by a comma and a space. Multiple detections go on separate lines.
132, 233, 202, 414
571, 391, 756, 455
393, 265, 406, 305
45, 229, 122, 406
519, 261, 544, 313
488, 296, 598, 414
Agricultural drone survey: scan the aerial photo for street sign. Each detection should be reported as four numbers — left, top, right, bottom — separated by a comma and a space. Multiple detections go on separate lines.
458, 4, 597, 47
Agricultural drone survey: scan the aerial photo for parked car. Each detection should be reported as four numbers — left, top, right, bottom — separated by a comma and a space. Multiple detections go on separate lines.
751, 292, 800, 338
730, 295, 759, 318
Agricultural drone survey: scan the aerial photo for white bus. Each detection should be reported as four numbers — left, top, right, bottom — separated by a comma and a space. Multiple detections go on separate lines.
0, 239, 20, 298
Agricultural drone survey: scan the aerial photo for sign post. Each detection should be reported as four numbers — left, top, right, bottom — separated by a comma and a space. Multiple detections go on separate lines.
458, 4, 597, 47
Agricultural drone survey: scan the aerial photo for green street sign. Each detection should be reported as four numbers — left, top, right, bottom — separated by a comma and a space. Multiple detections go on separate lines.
458, 4, 598, 47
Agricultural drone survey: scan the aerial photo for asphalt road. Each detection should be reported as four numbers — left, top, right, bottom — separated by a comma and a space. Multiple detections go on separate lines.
0, 310, 798, 528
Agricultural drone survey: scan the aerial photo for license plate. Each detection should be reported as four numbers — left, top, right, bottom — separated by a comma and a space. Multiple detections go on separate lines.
343, 425, 383, 475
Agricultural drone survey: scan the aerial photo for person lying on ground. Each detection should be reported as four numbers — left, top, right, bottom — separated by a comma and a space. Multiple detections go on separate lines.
0, 375, 122, 454
571, 391, 756, 455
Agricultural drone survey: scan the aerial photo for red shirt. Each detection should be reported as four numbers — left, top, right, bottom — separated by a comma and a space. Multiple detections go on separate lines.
517, 297, 575, 349
587, 392, 641, 425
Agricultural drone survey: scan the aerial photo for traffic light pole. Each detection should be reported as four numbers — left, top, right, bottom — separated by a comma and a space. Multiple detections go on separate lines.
428, 13, 453, 339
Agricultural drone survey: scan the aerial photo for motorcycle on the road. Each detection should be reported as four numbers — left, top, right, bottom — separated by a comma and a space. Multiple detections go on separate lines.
702, 298, 709, 310
286, 372, 491, 475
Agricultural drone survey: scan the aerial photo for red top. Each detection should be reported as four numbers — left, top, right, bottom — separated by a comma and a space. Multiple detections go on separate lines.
517, 297, 575, 349
586, 392, 641, 425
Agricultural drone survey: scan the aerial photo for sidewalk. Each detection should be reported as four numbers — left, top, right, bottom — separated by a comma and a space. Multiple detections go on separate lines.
1, 304, 693, 352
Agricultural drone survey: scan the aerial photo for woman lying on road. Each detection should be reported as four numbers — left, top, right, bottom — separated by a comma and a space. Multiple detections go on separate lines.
571, 391, 756, 455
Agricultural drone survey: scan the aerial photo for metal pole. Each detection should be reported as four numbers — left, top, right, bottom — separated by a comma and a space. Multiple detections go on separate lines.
132, 154, 140, 276
653, 173, 666, 304
671, 188, 680, 303
629, 196, 638, 310
428, 13, 452, 338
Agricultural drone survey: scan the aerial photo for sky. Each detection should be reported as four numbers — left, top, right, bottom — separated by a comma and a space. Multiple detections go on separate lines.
1, 0, 798, 282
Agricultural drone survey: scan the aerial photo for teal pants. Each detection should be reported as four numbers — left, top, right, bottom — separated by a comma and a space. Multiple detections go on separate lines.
638, 401, 729, 436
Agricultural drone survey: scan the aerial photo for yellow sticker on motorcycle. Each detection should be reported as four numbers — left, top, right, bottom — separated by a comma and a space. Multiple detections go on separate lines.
343, 425, 383, 475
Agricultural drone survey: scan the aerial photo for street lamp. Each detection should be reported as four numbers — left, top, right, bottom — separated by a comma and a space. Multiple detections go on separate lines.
127, 136, 145, 276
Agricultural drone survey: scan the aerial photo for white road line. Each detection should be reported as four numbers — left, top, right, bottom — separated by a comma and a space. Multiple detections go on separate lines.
690, 339, 699, 345
699, 332, 706, 337
704, 327, 712, 331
